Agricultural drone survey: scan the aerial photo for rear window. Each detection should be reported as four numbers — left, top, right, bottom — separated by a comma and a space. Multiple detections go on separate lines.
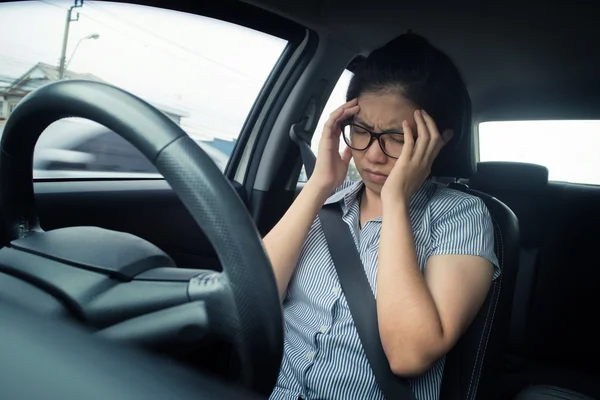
478, 120, 600, 185
0, 1, 287, 179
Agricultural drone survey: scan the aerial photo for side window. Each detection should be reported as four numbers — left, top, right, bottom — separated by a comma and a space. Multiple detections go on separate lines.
0, 1, 287, 179
299, 69, 357, 182
72, 131, 158, 173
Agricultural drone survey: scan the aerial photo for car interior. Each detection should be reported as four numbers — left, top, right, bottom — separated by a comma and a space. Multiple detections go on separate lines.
0, 0, 598, 399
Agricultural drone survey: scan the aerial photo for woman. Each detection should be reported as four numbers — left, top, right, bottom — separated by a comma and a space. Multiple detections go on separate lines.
266, 32, 500, 400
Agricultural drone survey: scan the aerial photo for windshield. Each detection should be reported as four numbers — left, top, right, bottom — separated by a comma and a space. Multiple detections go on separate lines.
0, 1, 287, 179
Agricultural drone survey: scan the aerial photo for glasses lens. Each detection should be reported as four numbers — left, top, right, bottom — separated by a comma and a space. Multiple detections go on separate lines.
379, 133, 404, 158
343, 124, 371, 150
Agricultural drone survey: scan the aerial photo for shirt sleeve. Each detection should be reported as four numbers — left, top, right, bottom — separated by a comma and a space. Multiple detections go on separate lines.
430, 195, 500, 279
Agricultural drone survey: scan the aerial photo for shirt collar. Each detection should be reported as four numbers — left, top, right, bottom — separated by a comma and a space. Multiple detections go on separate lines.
323, 179, 436, 215
324, 180, 365, 214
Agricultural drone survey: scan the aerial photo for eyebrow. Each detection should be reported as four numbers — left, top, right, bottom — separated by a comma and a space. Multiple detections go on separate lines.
353, 117, 404, 133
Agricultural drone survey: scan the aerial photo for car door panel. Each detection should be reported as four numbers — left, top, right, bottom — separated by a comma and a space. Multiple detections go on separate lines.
33, 180, 248, 271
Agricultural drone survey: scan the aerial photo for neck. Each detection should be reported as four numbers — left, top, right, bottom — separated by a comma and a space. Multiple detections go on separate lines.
360, 184, 383, 218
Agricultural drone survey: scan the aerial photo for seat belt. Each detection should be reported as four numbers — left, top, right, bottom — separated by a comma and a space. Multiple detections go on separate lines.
291, 129, 415, 400
290, 121, 317, 178
319, 205, 416, 400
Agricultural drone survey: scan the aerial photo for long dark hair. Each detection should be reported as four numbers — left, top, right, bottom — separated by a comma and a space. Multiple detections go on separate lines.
346, 32, 469, 145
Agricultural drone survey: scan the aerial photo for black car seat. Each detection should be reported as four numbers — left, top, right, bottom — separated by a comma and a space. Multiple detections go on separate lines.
468, 162, 600, 400
431, 95, 520, 400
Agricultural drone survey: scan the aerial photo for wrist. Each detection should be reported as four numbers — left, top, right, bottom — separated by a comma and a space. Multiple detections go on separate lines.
305, 178, 335, 203
382, 195, 410, 215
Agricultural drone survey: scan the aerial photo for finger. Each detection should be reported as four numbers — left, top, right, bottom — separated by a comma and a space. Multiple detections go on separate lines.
323, 106, 346, 132
341, 146, 353, 166
323, 104, 360, 139
332, 98, 359, 116
343, 98, 359, 107
330, 104, 360, 139
413, 110, 430, 161
400, 120, 414, 161
323, 99, 358, 125
421, 110, 444, 162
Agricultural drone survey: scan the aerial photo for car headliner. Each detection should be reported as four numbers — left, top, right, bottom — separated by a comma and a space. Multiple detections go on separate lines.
240, 0, 600, 122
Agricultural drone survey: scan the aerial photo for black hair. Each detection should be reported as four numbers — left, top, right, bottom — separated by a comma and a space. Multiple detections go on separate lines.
346, 32, 468, 137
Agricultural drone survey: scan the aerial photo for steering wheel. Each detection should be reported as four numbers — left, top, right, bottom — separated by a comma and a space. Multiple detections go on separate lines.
0, 80, 283, 396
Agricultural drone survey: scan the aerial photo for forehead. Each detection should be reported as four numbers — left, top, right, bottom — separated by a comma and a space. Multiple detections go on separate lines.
356, 92, 418, 128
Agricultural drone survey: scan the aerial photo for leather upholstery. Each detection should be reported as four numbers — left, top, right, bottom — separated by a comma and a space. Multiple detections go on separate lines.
469, 162, 549, 194
515, 385, 596, 400
439, 185, 519, 400
433, 92, 520, 399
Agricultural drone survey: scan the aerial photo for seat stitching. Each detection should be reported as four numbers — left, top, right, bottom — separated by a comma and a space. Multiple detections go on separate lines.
470, 217, 504, 399
467, 216, 504, 399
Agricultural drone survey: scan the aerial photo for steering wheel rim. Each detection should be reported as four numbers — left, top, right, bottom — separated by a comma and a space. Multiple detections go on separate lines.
0, 79, 283, 395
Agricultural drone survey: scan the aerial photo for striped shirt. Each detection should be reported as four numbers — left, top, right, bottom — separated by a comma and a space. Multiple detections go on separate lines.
270, 179, 500, 400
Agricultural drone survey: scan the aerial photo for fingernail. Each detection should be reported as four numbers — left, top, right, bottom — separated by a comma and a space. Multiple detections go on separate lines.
422, 109, 428, 116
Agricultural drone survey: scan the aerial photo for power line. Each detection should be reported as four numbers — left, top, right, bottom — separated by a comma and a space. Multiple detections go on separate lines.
38, 0, 67, 11
86, 1, 261, 82
67, 6, 257, 88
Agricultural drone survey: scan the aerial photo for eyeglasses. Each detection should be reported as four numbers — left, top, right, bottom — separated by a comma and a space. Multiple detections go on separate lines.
341, 122, 405, 159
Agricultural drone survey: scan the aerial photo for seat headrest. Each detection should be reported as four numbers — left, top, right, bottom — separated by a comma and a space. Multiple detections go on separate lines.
431, 89, 476, 178
469, 162, 549, 193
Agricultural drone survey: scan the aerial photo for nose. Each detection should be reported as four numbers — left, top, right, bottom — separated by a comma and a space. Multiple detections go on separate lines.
365, 138, 388, 164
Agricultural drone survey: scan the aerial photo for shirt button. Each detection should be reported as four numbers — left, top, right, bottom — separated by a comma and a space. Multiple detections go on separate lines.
332, 287, 340, 295
306, 351, 314, 361
319, 325, 328, 334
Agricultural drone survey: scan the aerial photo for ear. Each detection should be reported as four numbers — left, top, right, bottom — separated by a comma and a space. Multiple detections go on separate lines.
442, 129, 454, 144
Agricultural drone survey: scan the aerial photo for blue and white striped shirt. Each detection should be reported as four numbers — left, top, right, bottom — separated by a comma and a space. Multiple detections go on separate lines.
270, 179, 500, 400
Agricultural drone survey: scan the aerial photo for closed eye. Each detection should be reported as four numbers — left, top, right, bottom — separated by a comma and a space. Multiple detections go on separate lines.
351, 125, 370, 134
388, 135, 404, 144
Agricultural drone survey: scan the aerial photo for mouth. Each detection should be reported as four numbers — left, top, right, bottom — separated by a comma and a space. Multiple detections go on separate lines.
362, 168, 388, 183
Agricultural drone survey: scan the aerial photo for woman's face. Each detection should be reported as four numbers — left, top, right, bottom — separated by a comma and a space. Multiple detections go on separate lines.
351, 92, 418, 194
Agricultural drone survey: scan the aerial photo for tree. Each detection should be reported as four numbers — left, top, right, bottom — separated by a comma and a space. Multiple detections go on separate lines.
346, 161, 361, 181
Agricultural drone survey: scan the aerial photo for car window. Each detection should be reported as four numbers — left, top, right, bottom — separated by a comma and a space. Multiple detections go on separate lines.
298, 69, 357, 182
0, 1, 287, 179
478, 120, 600, 185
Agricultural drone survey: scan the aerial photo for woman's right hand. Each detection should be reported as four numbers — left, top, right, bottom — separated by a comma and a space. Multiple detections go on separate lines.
309, 99, 360, 193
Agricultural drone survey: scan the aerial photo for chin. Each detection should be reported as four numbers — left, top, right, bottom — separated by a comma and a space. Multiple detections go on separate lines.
358, 172, 384, 194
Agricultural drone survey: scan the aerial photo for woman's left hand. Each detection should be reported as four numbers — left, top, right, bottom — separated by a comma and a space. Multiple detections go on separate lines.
381, 109, 453, 205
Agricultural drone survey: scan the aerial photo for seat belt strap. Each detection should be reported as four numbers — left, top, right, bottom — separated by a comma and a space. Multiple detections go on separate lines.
291, 129, 415, 399
319, 205, 416, 400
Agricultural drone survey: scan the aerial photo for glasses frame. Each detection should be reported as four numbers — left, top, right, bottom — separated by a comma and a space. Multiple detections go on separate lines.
341, 122, 404, 159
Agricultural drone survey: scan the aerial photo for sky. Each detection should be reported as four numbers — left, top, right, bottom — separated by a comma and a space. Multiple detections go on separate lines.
0, 0, 286, 141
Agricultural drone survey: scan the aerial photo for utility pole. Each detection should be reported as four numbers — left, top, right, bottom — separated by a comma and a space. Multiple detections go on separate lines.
58, 0, 84, 80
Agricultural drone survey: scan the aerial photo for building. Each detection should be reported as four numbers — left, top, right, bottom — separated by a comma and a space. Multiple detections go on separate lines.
208, 137, 237, 157
0, 62, 188, 125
